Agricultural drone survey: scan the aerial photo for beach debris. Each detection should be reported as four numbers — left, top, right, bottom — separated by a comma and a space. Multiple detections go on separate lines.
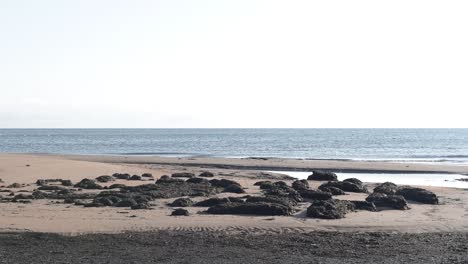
395, 187, 439, 204
306, 199, 354, 219
74, 179, 103, 189
307, 171, 338, 181
171, 172, 195, 178
207, 202, 293, 216
171, 208, 189, 216
319, 180, 368, 193
95, 175, 114, 183
170, 198, 193, 207
198, 171, 214, 177
366, 193, 409, 210
318, 186, 346, 195
299, 189, 333, 200
373, 182, 399, 195
292, 180, 309, 191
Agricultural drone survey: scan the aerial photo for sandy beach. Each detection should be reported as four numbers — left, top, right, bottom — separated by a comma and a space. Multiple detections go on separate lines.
1, 153, 467, 263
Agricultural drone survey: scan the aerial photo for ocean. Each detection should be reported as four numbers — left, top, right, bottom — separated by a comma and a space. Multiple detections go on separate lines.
1, 128, 468, 164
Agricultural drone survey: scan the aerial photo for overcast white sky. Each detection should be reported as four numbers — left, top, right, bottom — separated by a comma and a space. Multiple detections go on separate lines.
1, 0, 467, 128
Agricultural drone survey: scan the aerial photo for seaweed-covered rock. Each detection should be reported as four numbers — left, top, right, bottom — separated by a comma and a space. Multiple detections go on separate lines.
307, 171, 338, 181
129, 175, 142, 181
318, 186, 346, 195
171, 172, 195, 178
194, 197, 231, 207
374, 182, 399, 195
199, 171, 214, 178
223, 184, 245, 194
299, 190, 332, 200
74, 179, 103, 190
395, 187, 439, 204
186, 177, 210, 184
319, 181, 368, 193
95, 175, 114, 183
306, 199, 354, 219
366, 193, 409, 210
113, 173, 131, 180
207, 202, 292, 216
292, 180, 309, 191
171, 208, 189, 216
170, 198, 193, 207
209, 179, 241, 188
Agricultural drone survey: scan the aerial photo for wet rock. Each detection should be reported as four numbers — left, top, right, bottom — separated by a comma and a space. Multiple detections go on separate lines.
306, 199, 354, 219
209, 179, 241, 188
396, 187, 439, 204
74, 179, 103, 190
199, 171, 214, 178
318, 186, 346, 195
299, 190, 333, 200
186, 177, 210, 184
223, 184, 245, 194
319, 181, 368, 193
113, 173, 131, 180
207, 202, 292, 216
366, 193, 409, 210
194, 197, 231, 207
129, 175, 142, 181
170, 198, 193, 207
307, 171, 338, 181
374, 182, 399, 195
171, 172, 195, 178
108, 184, 127, 189
95, 175, 114, 183
171, 208, 189, 216
350, 201, 377, 211
131, 203, 150, 210
142, 173, 153, 178
292, 180, 309, 191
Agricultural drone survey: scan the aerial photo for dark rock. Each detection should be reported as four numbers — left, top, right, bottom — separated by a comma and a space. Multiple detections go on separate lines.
366, 193, 409, 210
14, 194, 33, 200
171, 208, 189, 216
374, 182, 399, 195
108, 184, 127, 189
32, 191, 48, 199
343, 178, 363, 185
74, 179, 103, 190
396, 187, 439, 204
350, 201, 377, 211
156, 175, 184, 184
262, 184, 303, 203
319, 181, 368, 193
292, 180, 309, 191
186, 177, 210, 184
129, 175, 142, 181
60, 180, 73, 186
131, 203, 150, 210
318, 186, 346, 195
6, 183, 23, 188
207, 202, 292, 216
273, 181, 288, 187
37, 185, 67, 191
258, 181, 274, 190
142, 173, 153, 178
456, 178, 468, 182
223, 184, 245, 194
114, 199, 138, 208
254, 181, 271, 186
199, 171, 214, 178
124, 181, 219, 199
306, 199, 354, 219
307, 171, 338, 181
93, 197, 115, 206
95, 175, 114, 183
226, 197, 245, 203
209, 179, 241, 188
113, 173, 131, 180
194, 197, 231, 207
171, 172, 195, 178
246, 196, 296, 207
299, 189, 333, 200
170, 198, 193, 207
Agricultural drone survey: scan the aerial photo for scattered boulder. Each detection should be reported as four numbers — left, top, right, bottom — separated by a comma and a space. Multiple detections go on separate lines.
343, 178, 363, 186
170, 198, 193, 207
209, 179, 241, 188
129, 175, 142, 181
14, 194, 33, 200
74, 179, 103, 189
171, 172, 195, 178
186, 177, 210, 184
318, 186, 346, 195
396, 187, 439, 204
199, 171, 214, 177
207, 202, 292, 216
306, 199, 354, 219
257, 181, 274, 190
114, 198, 138, 208
254, 181, 271, 186
350, 201, 377, 211
37, 185, 67, 191
131, 203, 150, 210
61, 180, 73, 186
171, 208, 189, 216
32, 191, 48, 199
223, 184, 245, 194
113, 173, 131, 180
374, 182, 399, 195
246, 196, 296, 207
156, 175, 184, 184
299, 190, 333, 200
307, 171, 338, 181
142, 173, 153, 178
95, 175, 114, 183
6, 183, 23, 188
292, 180, 309, 191
366, 193, 409, 210
319, 181, 368, 193
108, 184, 127, 189
194, 197, 231, 207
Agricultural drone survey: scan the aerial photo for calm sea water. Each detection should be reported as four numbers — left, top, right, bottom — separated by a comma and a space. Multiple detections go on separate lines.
1, 129, 468, 163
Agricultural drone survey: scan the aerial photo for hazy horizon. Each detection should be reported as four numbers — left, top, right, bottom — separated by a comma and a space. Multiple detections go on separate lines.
1, 0, 467, 128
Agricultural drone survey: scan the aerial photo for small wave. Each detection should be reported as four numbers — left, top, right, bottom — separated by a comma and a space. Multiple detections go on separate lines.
409, 155, 468, 159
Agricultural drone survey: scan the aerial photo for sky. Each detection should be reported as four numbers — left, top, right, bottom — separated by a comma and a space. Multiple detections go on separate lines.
1, 0, 467, 128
